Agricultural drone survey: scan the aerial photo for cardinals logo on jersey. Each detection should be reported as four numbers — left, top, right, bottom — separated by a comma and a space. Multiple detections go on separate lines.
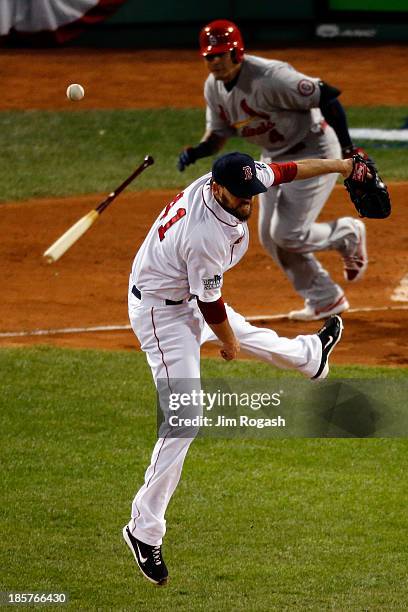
233, 99, 285, 144
218, 100, 285, 144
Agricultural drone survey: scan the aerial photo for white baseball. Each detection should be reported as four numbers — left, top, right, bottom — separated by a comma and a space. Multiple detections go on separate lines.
66, 83, 85, 101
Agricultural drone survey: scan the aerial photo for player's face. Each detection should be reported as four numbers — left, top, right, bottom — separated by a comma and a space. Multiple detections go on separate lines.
212, 182, 253, 221
204, 52, 241, 83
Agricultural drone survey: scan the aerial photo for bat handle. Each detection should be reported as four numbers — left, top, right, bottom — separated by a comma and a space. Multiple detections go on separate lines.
95, 155, 154, 214
96, 193, 115, 215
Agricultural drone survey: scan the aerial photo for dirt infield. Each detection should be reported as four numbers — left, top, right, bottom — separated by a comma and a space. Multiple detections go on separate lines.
1, 48, 407, 366
1, 185, 407, 365
1, 46, 408, 111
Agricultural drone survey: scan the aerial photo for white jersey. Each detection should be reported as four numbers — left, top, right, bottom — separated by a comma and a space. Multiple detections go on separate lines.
130, 162, 275, 303
204, 55, 323, 158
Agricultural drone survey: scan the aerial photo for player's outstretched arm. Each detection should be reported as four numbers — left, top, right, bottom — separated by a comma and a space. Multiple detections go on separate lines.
294, 158, 353, 180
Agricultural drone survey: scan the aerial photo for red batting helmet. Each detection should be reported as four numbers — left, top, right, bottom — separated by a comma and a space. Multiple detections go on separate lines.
199, 20, 244, 63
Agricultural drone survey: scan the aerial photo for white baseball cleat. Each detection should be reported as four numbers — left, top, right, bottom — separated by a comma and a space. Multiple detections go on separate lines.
288, 295, 349, 321
342, 219, 368, 282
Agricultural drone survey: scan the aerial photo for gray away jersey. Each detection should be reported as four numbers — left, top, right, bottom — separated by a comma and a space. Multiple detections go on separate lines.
204, 55, 324, 158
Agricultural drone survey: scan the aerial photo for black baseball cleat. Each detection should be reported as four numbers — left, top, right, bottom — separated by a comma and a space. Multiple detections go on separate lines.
312, 315, 344, 380
123, 525, 169, 586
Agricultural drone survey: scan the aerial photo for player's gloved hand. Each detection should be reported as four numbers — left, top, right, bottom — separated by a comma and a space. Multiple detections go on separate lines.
344, 154, 391, 219
177, 147, 197, 172
342, 144, 375, 166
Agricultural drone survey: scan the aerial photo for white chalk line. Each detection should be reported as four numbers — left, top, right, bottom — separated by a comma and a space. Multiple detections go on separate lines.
1, 305, 408, 339
0, 324, 131, 338
349, 128, 408, 142
247, 305, 408, 322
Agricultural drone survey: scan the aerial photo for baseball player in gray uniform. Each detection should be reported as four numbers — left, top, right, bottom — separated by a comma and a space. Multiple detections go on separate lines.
178, 20, 369, 321
123, 151, 354, 585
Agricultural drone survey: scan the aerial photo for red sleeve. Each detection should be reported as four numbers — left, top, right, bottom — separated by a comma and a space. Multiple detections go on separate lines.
269, 162, 298, 184
197, 297, 227, 324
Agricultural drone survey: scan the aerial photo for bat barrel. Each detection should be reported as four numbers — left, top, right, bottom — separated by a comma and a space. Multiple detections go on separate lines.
43, 210, 99, 263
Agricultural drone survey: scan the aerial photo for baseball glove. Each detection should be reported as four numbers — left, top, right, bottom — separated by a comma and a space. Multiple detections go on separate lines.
344, 154, 391, 219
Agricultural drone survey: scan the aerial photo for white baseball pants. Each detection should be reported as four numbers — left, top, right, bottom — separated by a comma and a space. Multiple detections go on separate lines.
126, 293, 322, 545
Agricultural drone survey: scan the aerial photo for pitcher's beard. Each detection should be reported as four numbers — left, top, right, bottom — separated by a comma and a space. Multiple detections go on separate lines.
215, 194, 252, 221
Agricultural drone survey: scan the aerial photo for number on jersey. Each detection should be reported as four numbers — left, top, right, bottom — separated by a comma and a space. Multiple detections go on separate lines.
158, 192, 186, 241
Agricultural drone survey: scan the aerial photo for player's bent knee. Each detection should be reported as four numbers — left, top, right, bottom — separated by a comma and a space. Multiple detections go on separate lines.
272, 230, 306, 251
258, 226, 277, 252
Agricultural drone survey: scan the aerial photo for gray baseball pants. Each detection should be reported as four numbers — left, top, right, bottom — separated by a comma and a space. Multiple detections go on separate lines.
259, 126, 356, 309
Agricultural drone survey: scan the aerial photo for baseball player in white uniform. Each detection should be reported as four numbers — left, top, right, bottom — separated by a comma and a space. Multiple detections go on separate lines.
123, 151, 353, 585
178, 20, 369, 321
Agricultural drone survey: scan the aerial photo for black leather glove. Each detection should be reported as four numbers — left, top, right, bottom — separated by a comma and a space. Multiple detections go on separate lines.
344, 154, 391, 219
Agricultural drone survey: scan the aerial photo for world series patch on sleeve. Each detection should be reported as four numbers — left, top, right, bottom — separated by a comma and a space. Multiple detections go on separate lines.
344, 154, 391, 219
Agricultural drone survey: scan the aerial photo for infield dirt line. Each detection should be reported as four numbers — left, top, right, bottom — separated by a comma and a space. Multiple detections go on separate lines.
1, 305, 408, 338
247, 305, 408, 322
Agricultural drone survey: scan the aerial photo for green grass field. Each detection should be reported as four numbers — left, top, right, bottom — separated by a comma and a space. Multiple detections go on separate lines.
1, 106, 408, 201
1, 102, 408, 609
1, 347, 408, 610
